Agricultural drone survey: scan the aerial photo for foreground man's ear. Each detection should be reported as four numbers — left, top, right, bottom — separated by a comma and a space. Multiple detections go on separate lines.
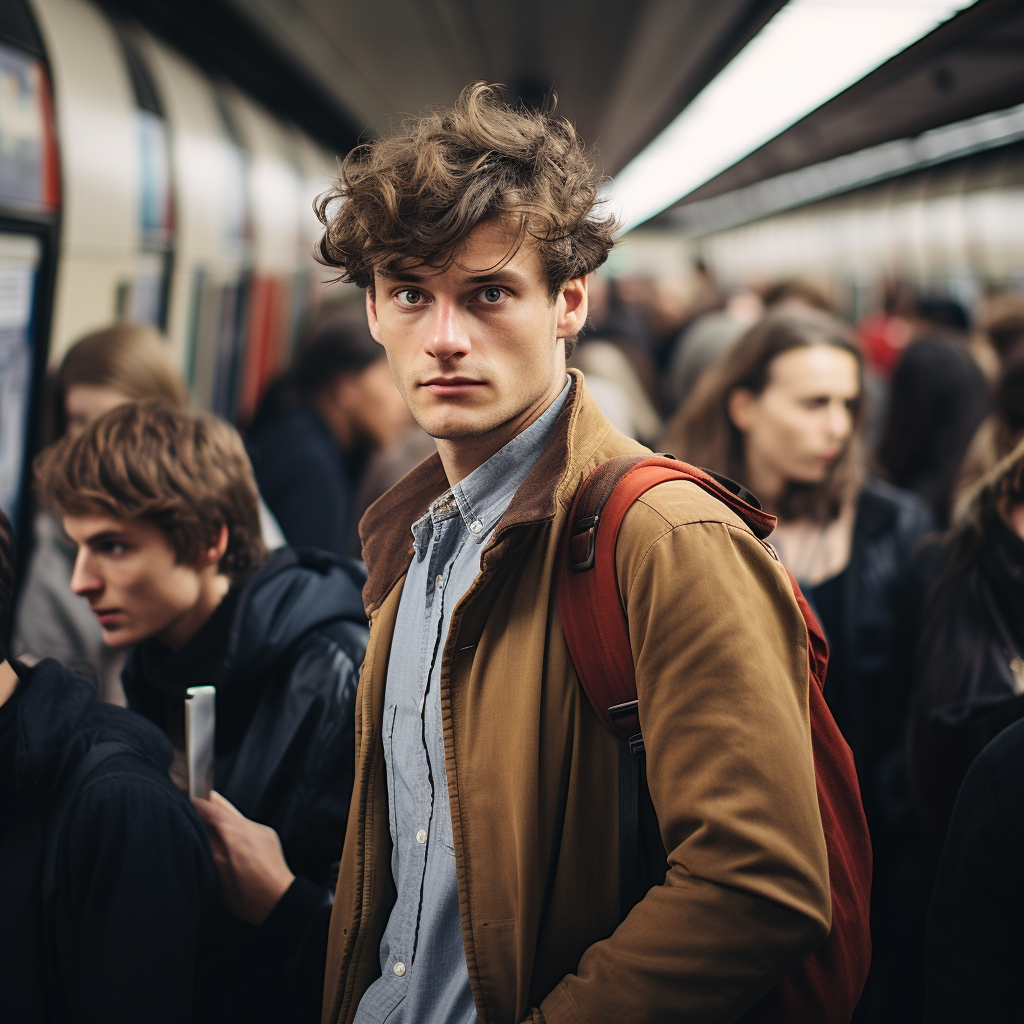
557, 276, 589, 339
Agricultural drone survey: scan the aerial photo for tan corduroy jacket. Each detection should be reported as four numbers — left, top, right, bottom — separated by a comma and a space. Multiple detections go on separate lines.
322, 372, 830, 1024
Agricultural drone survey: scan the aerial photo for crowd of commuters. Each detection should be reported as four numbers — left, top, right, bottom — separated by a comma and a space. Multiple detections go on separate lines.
2, 81, 1024, 1023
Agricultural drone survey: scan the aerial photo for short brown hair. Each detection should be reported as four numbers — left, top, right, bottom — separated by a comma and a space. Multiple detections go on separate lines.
315, 82, 618, 297
662, 308, 865, 523
35, 401, 266, 581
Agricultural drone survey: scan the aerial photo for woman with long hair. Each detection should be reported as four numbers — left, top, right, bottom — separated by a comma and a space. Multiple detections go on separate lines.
909, 437, 1024, 850
662, 308, 933, 1017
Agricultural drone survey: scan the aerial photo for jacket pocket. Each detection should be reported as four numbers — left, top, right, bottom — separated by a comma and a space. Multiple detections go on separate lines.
381, 704, 398, 844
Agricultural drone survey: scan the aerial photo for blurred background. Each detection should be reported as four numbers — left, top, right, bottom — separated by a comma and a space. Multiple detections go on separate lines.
3, 2, 1024, 1020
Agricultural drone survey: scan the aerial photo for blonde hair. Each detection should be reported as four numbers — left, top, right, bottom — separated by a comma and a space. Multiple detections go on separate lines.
58, 321, 188, 411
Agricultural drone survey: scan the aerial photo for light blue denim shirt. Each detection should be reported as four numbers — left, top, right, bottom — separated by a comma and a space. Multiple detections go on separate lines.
353, 378, 570, 1024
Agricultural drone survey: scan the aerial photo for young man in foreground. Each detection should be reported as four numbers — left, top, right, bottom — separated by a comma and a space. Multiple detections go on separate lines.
0, 505, 215, 1022
34, 402, 368, 1024
315, 84, 830, 1024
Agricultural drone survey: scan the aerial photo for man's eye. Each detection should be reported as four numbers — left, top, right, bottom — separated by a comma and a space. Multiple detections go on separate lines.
397, 290, 423, 305
480, 287, 504, 304
98, 542, 127, 555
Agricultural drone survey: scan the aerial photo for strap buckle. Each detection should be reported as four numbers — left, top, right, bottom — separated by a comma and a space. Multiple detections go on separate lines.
568, 513, 600, 573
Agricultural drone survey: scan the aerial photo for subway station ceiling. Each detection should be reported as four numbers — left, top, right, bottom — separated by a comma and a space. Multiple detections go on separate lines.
98, 0, 786, 174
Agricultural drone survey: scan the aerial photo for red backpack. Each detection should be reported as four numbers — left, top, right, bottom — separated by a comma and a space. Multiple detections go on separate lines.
557, 455, 872, 1024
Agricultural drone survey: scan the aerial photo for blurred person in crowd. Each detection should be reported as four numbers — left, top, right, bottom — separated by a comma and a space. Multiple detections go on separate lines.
912, 294, 970, 343
247, 312, 413, 559
664, 308, 932, 1020
661, 291, 761, 414
570, 338, 662, 445
13, 322, 284, 702
924, 714, 1024, 1022
13, 322, 188, 700
876, 336, 990, 527
763, 277, 836, 314
956, 345, 1024, 505
313, 82, 831, 1024
664, 308, 931, 808
979, 291, 1024, 362
34, 402, 366, 1024
908, 439, 1024, 852
0, 503, 216, 1022
858, 279, 918, 379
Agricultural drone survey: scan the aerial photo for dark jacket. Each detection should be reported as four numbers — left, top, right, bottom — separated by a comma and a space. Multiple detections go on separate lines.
808, 477, 932, 826
0, 658, 215, 1024
122, 547, 368, 1024
925, 715, 1024, 1021
908, 520, 1024, 848
247, 403, 367, 558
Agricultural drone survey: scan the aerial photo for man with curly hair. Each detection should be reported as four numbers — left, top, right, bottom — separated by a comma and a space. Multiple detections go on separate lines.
317, 84, 830, 1024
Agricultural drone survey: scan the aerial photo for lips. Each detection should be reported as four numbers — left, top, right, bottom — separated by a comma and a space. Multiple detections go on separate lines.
92, 608, 122, 629
421, 377, 486, 396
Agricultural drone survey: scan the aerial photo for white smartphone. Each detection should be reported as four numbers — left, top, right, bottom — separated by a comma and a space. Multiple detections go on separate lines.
185, 685, 216, 800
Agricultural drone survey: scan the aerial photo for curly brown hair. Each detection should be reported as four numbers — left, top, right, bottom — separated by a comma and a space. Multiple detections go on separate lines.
662, 308, 865, 523
315, 82, 618, 299
34, 401, 266, 582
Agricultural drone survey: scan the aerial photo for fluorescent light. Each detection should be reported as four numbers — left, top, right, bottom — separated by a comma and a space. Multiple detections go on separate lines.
609, 0, 975, 232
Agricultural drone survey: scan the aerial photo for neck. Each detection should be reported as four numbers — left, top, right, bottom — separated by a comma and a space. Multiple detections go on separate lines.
0, 659, 18, 708
743, 459, 787, 516
155, 573, 232, 651
435, 375, 565, 486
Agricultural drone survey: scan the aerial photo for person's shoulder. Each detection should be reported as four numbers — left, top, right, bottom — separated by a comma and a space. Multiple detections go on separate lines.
629, 477, 753, 536
861, 476, 934, 535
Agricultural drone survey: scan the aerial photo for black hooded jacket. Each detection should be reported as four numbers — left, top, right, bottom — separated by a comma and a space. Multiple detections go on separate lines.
0, 658, 215, 1023
121, 547, 367, 1024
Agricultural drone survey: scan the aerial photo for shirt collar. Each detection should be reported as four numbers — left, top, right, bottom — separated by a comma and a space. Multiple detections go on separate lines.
410, 376, 571, 557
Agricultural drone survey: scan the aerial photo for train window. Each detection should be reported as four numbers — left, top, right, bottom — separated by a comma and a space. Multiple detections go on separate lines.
0, 40, 59, 211
110, 27, 174, 331
0, 233, 41, 526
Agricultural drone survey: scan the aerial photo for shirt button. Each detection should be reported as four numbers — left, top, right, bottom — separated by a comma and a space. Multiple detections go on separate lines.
470, 521, 483, 534
435, 575, 444, 590
416, 828, 427, 844
393, 961, 406, 977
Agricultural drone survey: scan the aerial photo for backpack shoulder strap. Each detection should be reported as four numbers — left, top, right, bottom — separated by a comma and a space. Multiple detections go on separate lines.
557, 453, 775, 739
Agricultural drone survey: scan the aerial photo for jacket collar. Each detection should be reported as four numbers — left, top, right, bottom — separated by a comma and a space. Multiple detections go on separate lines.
358, 370, 613, 613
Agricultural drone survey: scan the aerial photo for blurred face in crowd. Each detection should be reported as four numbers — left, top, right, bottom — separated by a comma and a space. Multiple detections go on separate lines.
64, 511, 229, 650
334, 357, 414, 449
728, 344, 860, 498
365, 218, 588, 478
65, 384, 131, 439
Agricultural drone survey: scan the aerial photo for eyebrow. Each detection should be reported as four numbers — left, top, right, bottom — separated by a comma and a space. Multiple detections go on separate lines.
382, 267, 530, 288
84, 530, 129, 546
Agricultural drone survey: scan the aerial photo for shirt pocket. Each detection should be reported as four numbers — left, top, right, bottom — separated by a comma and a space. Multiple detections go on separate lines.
381, 704, 398, 844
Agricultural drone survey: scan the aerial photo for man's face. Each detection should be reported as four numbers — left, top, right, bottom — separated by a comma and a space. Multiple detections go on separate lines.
64, 512, 213, 650
366, 220, 587, 451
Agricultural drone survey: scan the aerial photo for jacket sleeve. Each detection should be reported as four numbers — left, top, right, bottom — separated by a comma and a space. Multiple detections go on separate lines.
61, 770, 216, 1024
539, 501, 831, 1024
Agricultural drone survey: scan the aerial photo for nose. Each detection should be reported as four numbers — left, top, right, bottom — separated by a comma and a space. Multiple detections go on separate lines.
69, 548, 102, 598
827, 400, 853, 442
424, 298, 471, 362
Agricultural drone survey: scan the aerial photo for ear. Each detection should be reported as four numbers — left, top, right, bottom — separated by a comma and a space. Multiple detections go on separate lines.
727, 387, 757, 433
200, 523, 230, 571
365, 287, 384, 345
555, 276, 589, 339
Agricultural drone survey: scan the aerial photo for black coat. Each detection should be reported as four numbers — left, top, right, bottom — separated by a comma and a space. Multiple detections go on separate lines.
908, 520, 1024, 849
0, 658, 215, 1024
926, 716, 1024, 1022
808, 477, 933, 824
122, 547, 368, 1024
247, 404, 366, 558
